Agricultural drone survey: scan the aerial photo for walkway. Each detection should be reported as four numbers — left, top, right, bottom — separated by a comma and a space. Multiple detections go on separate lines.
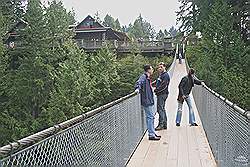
127, 60, 217, 167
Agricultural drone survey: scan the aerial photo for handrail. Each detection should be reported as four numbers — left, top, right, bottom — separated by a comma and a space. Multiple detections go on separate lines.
166, 43, 177, 78
0, 92, 137, 156
184, 46, 249, 119
75, 39, 174, 50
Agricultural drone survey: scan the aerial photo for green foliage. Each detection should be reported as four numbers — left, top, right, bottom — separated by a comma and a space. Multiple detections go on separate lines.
0, 0, 24, 31
156, 30, 165, 40
0, 0, 77, 146
103, 14, 116, 28
114, 18, 122, 31
41, 42, 92, 126
84, 48, 120, 107
169, 26, 178, 37
46, 0, 73, 46
177, 0, 248, 43
127, 14, 155, 40
103, 14, 123, 31
186, 0, 250, 109
0, 0, 175, 148
114, 54, 173, 98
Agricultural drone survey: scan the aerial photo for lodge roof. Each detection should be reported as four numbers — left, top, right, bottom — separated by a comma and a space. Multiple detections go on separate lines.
74, 15, 130, 41
76, 15, 105, 30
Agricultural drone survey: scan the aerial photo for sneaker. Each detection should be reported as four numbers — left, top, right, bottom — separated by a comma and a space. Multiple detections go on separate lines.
176, 123, 180, 126
149, 136, 161, 141
155, 125, 164, 131
191, 123, 198, 126
163, 124, 167, 129
155, 134, 161, 138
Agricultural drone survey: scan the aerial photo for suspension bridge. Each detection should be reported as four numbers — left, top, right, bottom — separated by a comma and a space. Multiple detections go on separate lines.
0, 46, 249, 167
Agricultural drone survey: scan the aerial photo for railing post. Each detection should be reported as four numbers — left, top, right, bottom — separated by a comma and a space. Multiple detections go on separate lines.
114, 40, 118, 49
81, 39, 83, 48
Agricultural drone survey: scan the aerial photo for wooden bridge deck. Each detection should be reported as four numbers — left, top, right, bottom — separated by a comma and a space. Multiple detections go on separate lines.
127, 60, 216, 167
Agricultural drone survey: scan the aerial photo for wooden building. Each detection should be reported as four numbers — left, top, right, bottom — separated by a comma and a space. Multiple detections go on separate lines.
4, 19, 27, 48
73, 15, 129, 42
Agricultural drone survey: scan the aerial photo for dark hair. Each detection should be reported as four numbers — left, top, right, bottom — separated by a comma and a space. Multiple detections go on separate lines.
189, 68, 195, 75
144, 64, 152, 72
158, 62, 166, 67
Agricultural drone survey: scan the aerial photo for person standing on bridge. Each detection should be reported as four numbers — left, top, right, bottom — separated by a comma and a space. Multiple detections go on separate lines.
135, 64, 161, 141
154, 62, 170, 130
175, 68, 203, 127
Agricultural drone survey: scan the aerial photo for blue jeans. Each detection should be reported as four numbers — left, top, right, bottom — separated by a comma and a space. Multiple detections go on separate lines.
143, 105, 156, 137
157, 94, 168, 126
175, 95, 196, 124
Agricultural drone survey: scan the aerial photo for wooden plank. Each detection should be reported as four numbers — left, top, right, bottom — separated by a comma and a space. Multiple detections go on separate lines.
166, 128, 178, 161
176, 107, 189, 167
152, 130, 169, 167
126, 158, 144, 167
130, 135, 151, 159
187, 124, 202, 167
141, 142, 160, 166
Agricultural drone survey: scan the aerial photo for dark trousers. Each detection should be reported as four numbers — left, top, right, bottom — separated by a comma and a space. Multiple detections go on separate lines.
157, 93, 168, 126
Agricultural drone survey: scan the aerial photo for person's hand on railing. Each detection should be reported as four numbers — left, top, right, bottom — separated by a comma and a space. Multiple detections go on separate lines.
135, 89, 140, 94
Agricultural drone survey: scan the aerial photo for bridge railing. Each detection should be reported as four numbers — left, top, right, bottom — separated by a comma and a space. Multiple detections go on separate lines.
185, 53, 249, 167
75, 39, 174, 52
75, 39, 117, 49
0, 93, 146, 167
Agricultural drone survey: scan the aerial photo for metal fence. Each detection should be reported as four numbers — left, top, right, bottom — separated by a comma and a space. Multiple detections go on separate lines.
183, 60, 249, 167
167, 43, 177, 78
192, 86, 249, 167
0, 93, 146, 167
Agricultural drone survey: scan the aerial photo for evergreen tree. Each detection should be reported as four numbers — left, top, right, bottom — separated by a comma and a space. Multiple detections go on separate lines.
85, 48, 119, 107
156, 30, 165, 40
186, 0, 249, 109
103, 14, 116, 29
0, 0, 73, 145
0, 0, 24, 32
164, 29, 170, 37
45, 0, 74, 67
169, 26, 177, 37
128, 14, 156, 40
115, 18, 122, 31
46, 0, 72, 46
122, 25, 128, 33
41, 43, 93, 126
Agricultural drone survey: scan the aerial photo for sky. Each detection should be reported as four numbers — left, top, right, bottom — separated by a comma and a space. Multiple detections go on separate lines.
43, 0, 181, 32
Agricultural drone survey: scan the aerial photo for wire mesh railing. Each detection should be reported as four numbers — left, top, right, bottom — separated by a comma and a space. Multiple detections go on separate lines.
184, 45, 249, 167
0, 93, 146, 167
193, 85, 249, 167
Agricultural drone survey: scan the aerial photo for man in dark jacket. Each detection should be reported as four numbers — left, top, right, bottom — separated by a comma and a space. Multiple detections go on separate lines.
135, 64, 161, 140
154, 62, 170, 130
176, 68, 203, 126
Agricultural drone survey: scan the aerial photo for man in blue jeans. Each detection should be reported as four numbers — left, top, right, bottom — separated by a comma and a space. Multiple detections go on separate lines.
176, 68, 203, 126
135, 64, 161, 141
154, 62, 170, 130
